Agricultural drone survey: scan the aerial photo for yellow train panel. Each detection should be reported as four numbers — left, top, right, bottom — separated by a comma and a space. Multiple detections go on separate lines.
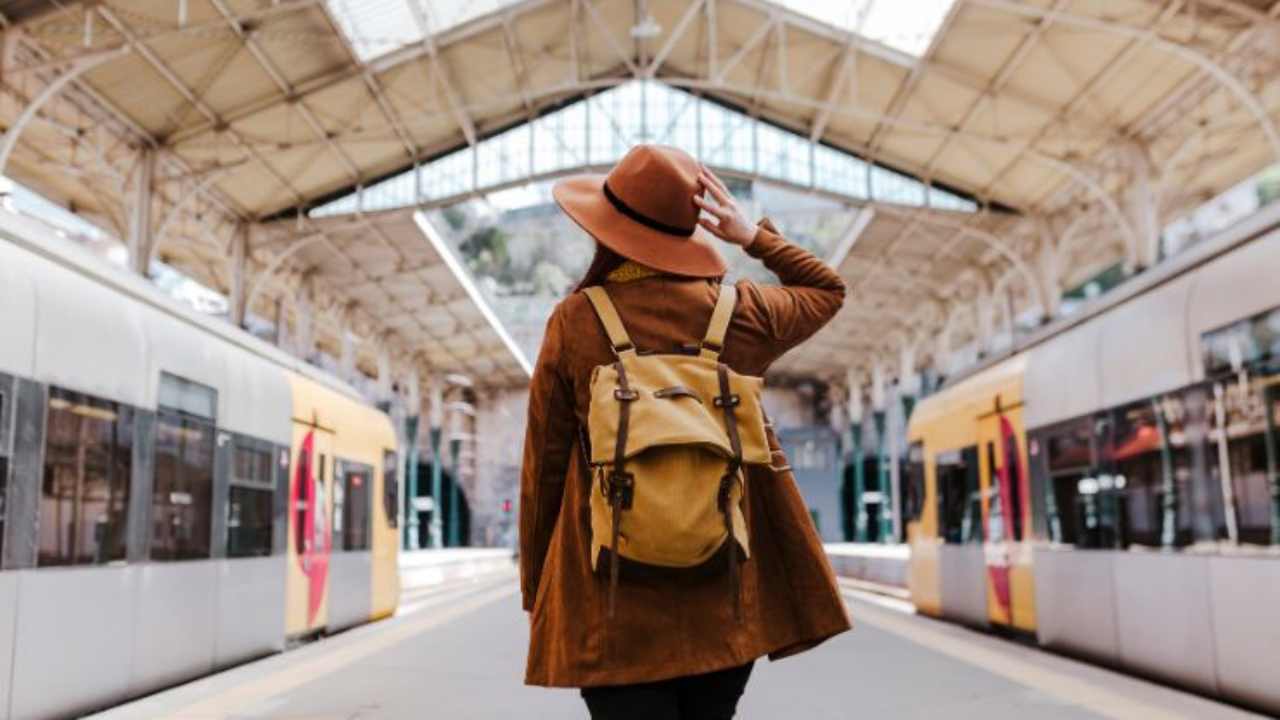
907, 355, 1038, 633
284, 372, 399, 636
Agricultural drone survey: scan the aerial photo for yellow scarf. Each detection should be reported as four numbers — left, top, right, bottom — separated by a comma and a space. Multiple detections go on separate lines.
606, 260, 663, 283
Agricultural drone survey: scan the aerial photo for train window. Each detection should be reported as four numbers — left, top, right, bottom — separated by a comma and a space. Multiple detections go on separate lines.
337, 461, 372, 551
1209, 379, 1278, 545
1003, 434, 1025, 542
383, 449, 399, 529
1, 389, 7, 563
0, 456, 6, 562
1101, 399, 1192, 549
39, 387, 132, 566
1201, 304, 1280, 379
294, 443, 312, 555
151, 411, 215, 560
936, 447, 979, 544
905, 443, 925, 523
158, 372, 217, 420
227, 443, 273, 558
1038, 419, 1093, 546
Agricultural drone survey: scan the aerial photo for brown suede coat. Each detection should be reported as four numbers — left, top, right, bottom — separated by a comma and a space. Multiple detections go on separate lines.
519, 220, 852, 688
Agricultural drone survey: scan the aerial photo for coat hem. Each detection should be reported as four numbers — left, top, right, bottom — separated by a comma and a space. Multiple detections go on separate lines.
523, 616, 852, 689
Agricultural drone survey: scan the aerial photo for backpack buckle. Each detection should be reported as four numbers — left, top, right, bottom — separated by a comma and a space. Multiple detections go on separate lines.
607, 471, 634, 509
717, 471, 738, 510
614, 388, 639, 401
713, 393, 741, 408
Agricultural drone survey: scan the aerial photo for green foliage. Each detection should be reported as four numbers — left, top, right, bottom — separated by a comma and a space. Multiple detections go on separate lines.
1258, 165, 1280, 207
442, 206, 468, 231
461, 225, 512, 281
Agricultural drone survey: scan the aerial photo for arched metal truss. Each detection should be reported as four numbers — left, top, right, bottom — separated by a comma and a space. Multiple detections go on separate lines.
1, 0, 1277, 389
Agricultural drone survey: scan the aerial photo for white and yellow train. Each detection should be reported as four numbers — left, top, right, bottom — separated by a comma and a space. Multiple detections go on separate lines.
0, 209, 400, 719
904, 202, 1280, 715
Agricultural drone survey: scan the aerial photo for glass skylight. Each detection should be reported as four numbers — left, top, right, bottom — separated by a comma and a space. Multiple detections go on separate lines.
770, 0, 957, 57
311, 80, 976, 218
326, 0, 522, 62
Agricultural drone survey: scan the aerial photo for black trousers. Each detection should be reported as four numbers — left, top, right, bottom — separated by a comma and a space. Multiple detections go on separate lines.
580, 662, 754, 720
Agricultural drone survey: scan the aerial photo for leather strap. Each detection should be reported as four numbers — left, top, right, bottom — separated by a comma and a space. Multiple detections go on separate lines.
715, 363, 743, 467
716, 362, 744, 622
607, 359, 636, 618
700, 285, 737, 359
583, 286, 636, 357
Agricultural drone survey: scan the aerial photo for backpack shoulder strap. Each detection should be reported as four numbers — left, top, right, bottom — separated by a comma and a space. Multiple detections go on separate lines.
700, 285, 737, 359
582, 286, 636, 357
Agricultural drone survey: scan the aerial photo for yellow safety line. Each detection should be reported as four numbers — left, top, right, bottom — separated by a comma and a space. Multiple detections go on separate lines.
162, 583, 516, 719
841, 591, 1209, 720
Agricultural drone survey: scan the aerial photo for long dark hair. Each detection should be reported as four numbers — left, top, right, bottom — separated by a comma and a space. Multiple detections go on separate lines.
573, 242, 628, 293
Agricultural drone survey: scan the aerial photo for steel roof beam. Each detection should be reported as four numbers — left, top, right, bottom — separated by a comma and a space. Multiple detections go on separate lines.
645, 0, 705, 79
971, 0, 1280, 163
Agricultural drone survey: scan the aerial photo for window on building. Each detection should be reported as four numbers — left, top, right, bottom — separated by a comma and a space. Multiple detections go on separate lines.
39, 388, 132, 566
152, 374, 217, 561
227, 442, 274, 558
383, 449, 398, 530
336, 460, 372, 551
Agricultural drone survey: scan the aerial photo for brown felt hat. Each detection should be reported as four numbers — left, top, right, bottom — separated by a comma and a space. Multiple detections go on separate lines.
552, 144, 727, 278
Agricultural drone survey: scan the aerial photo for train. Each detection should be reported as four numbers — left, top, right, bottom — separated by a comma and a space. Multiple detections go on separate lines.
0, 208, 401, 719
904, 202, 1280, 715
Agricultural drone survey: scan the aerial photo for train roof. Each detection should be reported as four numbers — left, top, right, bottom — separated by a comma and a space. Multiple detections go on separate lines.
0, 209, 376, 410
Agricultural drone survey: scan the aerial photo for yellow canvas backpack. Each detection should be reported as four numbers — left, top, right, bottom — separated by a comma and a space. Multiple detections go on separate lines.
582, 285, 771, 619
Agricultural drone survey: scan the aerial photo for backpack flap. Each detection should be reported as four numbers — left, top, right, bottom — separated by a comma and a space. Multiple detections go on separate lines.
587, 354, 769, 465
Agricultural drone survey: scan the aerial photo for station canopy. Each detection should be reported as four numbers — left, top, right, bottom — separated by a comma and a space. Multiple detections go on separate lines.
3, 0, 1277, 386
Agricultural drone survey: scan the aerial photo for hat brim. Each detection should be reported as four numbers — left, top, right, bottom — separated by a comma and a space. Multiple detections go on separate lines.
552, 174, 727, 278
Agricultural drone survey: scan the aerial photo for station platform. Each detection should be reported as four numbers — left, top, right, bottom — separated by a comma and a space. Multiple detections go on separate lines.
91, 564, 1263, 720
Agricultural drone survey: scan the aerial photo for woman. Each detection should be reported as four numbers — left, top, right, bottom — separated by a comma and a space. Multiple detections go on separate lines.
520, 144, 850, 719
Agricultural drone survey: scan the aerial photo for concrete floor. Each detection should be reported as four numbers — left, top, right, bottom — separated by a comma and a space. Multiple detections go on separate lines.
93, 571, 1268, 720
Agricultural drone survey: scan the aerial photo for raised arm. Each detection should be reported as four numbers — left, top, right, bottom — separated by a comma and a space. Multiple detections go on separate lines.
740, 218, 846, 351
518, 305, 575, 612
694, 167, 846, 353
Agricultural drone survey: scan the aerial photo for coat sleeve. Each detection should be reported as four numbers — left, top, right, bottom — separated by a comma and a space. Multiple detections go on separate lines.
738, 218, 847, 354
518, 304, 576, 612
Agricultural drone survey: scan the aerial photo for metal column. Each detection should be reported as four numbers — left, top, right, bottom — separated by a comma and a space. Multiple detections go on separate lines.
448, 435, 462, 547
873, 408, 891, 542
403, 414, 420, 549
850, 420, 866, 543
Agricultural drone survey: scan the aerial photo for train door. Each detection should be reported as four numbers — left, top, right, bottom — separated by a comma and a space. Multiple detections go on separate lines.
286, 420, 335, 637
977, 396, 1035, 630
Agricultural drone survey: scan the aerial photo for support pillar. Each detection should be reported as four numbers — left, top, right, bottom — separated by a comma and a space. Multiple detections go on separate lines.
375, 341, 393, 402
1122, 142, 1161, 272
339, 330, 357, 381
1033, 217, 1063, 323
428, 379, 445, 549
404, 372, 422, 550
871, 362, 891, 543
846, 376, 867, 543
227, 223, 249, 328
127, 148, 156, 276
935, 311, 954, 380
975, 292, 996, 358
293, 276, 316, 362
899, 342, 918, 421
448, 427, 463, 548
